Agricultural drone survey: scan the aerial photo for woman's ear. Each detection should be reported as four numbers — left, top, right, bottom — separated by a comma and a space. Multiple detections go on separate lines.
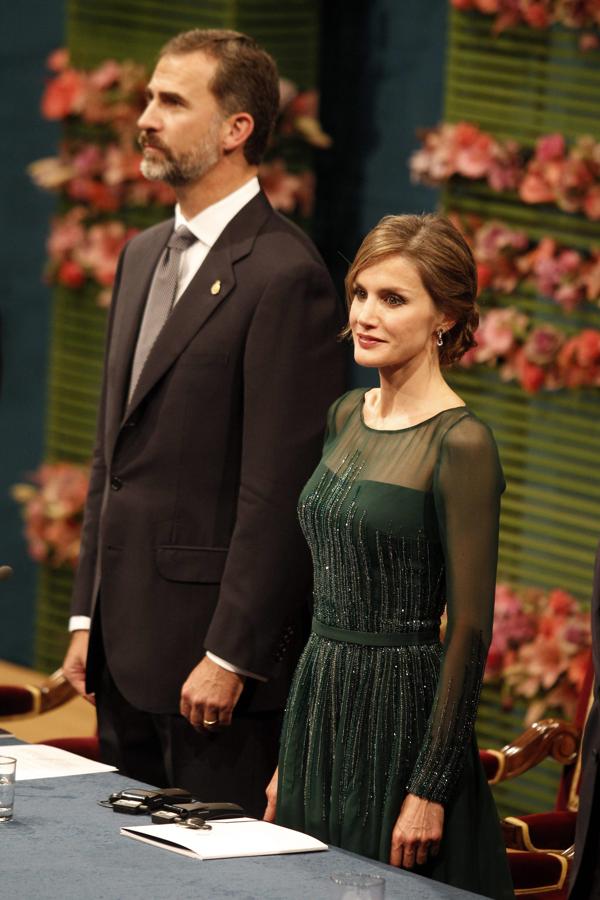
222, 112, 255, 154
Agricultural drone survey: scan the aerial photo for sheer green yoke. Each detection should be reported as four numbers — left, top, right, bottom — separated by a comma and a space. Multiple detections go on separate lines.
276, 389, 513, 899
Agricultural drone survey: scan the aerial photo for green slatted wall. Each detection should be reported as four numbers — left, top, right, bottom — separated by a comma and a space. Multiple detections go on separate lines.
444, 9, 600, 817
35, 0, 320, 672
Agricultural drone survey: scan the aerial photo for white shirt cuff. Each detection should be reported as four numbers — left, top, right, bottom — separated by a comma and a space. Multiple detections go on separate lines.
69, 616, 91, 632
206, 651, 267, 682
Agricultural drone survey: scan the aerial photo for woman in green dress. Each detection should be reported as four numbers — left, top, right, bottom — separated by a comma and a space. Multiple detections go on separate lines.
264, 213, 513, 899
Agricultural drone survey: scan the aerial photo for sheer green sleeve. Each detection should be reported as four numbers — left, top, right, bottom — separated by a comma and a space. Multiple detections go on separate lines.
323, 389, 364, 450
406, 415, 504, 804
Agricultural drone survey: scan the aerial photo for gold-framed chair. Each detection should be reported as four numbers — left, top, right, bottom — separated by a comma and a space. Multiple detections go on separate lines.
480, 653, 593, 898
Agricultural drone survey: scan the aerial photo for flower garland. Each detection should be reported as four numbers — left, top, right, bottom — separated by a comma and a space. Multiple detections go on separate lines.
460, 307, 600, 391
451, 0, 600, 49
485, 583, 591, 725
12, 463, 90, 569
411, 123, 600, 220
452, 214, 600, 310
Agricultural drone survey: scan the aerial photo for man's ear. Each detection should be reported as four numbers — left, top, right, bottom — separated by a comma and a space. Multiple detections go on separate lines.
222, 112, 255, 154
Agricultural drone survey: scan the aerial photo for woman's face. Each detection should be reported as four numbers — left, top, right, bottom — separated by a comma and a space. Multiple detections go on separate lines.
349, 255, 447, 372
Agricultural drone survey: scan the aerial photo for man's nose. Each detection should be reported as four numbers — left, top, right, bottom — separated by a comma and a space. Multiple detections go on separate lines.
137, 103, 158, 130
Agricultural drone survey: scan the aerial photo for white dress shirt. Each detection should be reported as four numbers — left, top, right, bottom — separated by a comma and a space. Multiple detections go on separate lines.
69, 176, 266, 681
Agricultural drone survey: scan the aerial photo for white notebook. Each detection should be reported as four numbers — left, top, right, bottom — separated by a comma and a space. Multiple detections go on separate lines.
121, 818, 328, 860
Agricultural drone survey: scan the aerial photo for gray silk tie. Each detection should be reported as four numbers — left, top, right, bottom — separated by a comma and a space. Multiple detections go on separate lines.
128, 226, 197, 402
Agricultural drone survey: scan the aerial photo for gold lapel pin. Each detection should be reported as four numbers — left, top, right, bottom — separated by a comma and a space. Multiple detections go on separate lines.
210, 279, 221, 296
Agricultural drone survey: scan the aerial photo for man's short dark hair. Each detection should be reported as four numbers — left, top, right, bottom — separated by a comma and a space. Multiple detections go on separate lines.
160, 29, 280, 166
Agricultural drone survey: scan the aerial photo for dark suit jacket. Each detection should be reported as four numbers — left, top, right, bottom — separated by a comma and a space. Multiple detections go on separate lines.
71, 191, 346, 715
570, 544, 600, 897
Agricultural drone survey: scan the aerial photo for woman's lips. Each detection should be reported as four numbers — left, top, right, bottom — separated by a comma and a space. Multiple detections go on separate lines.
356, 333, 385, 349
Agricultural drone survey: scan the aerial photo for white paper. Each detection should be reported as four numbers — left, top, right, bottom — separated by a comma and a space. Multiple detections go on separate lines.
0, 743, 116, 780
121, 818, 328, 860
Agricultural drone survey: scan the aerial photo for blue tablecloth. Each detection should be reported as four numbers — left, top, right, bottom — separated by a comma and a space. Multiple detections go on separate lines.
0, 734, 485, 899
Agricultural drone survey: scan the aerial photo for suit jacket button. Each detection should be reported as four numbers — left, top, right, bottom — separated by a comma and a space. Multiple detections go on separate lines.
593, 747, 600, 761
110, 476, 123, 491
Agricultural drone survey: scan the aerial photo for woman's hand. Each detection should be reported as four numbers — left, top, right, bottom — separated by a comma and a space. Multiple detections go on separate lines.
263, 767, 278, 822
389, 793, 444, 869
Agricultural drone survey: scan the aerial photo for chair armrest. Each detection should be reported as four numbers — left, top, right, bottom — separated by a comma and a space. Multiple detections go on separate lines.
36, 669, 77, 713
0, 669, 76, 718
486, 718, 580, 784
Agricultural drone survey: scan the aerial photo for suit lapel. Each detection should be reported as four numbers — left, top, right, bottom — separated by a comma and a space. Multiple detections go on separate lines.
105, 219, 172, 460
121, 191, 273, 427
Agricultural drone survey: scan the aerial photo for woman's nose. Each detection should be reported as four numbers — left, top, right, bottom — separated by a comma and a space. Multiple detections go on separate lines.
356, 296, 378, 327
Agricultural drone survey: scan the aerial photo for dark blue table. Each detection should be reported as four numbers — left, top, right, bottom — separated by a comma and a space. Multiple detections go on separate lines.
0, 734, 485, 899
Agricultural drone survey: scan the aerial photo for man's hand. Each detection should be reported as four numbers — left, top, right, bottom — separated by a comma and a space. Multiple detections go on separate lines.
180, 656, 245, 731
263, 767, 278, 822
62, 630, 95, 705
390, 793, 444, 869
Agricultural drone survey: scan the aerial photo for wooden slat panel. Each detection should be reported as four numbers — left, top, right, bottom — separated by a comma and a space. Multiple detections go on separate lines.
444, 8, 600, 818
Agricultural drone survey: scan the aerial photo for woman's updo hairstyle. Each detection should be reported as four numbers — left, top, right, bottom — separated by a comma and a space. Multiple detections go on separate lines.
344, 213, 479, 366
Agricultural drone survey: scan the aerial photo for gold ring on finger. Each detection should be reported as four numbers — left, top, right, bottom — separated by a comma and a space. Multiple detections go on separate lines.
203, 719, 218, 726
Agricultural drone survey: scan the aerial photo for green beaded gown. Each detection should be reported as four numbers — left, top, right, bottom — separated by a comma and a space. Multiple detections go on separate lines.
276, 389, 513, 899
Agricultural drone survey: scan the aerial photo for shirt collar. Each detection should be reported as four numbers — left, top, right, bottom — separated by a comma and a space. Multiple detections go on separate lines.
174, 177, 260, 247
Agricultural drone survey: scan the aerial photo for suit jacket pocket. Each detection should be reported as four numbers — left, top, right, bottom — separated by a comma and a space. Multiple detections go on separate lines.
155, 546, 228, 583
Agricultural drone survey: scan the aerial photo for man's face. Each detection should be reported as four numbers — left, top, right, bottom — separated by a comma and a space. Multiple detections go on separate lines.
137, 51, 226, 186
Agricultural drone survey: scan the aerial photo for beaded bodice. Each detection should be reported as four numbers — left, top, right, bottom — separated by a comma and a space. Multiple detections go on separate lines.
299, 453, 446, 635
293, 389, 505, 805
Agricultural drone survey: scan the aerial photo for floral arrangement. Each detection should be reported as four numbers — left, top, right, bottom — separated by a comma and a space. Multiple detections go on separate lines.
12, 463, 90, 569
485, 583, 591, 724
452, 214, 600, 310
31, 58, 330, 216
460, 307, 600, 391
29, 51, 331, 305
451, 0, 600, 49
411, 124, 600, 220
46, 206, 138, 305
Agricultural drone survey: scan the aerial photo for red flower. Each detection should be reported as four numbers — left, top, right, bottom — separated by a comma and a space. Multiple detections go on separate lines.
513, 349, 546, 393
523, 3, 550, 28
57, 259, 86, 289
476, 262, 494, 293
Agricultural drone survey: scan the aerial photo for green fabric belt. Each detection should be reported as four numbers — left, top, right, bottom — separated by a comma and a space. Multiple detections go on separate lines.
311, 618, 439, 647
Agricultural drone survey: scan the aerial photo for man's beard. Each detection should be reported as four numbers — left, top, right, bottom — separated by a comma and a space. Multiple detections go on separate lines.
138, 123, 221, 186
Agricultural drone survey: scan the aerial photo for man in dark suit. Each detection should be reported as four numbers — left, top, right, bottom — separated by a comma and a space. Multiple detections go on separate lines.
570, 544, 600, 898
62, 29, 345, 817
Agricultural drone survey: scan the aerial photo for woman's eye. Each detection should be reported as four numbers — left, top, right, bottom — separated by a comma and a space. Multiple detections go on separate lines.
384, 294, 405, 306
353, 287, 367, 300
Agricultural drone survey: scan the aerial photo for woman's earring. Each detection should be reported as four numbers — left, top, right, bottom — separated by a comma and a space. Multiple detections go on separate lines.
436, 330, 444, 347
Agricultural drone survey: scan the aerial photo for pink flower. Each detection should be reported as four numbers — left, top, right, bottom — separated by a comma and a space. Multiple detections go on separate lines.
536, 133, 566, 163
41, 69, 86, 119
259, 159, 315, 215
46, 49, 70, 73
89, 59, 122, 90
519, 170, 555, 204
13, 463, 90, 568
474, 308, 526, 361
47, 207, 86, 259
584, 185, 600, 219
580, 33, 600, 50
523, 324, 564, 365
